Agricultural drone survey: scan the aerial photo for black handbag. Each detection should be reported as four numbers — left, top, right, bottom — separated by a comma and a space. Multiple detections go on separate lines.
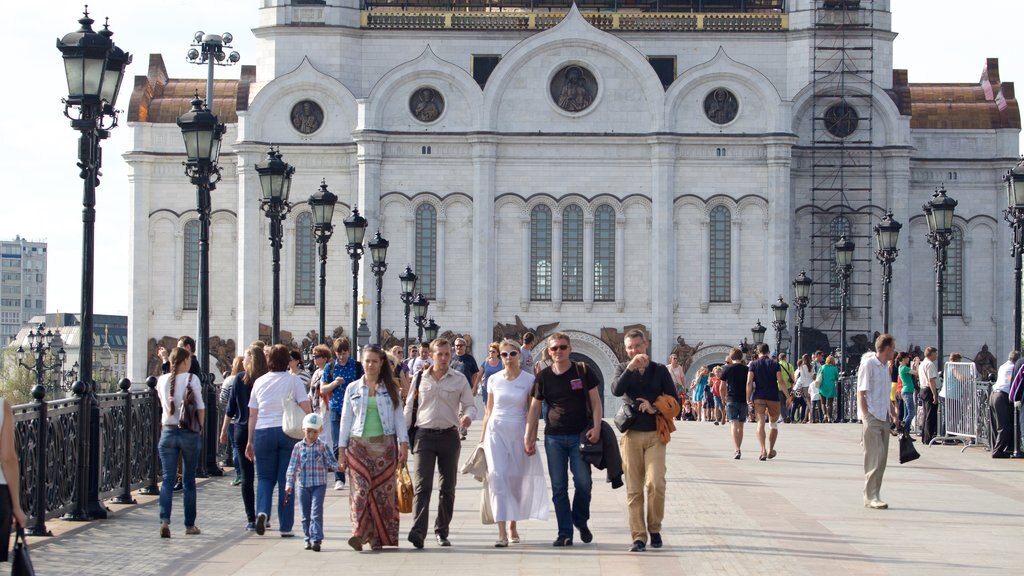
898, 428, 920, 464
613, 400, 639, 433
407, 371, 423, 447
11, 526, 35, 576
178, 374, 202, 433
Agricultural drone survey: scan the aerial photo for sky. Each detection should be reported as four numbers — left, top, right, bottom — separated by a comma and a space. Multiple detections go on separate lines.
4, 0, 1022, 318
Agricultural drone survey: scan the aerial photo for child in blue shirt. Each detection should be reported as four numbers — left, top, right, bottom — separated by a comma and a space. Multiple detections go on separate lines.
285, 413, 338, 551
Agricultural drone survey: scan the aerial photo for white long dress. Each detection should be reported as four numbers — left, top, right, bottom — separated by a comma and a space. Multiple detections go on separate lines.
483, 370, 550, 522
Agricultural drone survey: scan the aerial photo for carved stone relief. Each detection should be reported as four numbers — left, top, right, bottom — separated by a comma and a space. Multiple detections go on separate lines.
704, 88, 739, 125
550, 65, 596, 113
290, 100, 324, 134
409, 87, 445, 123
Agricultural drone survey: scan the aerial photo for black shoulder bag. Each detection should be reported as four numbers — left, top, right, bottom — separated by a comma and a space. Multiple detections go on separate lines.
178, 374, 202, 433
407, 371, 424, 448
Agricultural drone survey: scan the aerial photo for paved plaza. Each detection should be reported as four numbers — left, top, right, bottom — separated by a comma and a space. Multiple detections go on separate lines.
25, 420, 1021, 576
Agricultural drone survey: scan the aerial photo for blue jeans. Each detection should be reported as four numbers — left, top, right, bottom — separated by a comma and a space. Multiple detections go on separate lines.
299, 484, 327, 543
253, 426, 299, 532
159, 428, 201, 527
902, 392, 916, 433
544, 433, 592, 539
329, 409, 345, 483
228, 422, 241, 476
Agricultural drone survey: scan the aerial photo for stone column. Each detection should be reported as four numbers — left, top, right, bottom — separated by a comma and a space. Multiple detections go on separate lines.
649, 138, 676, 359
355, 131, 385, 337
883, 149, 912, 346
615, 214, 626, 314
284, 218, 295, 313
520, 217, 530, 309
236, 145, 265, 348
766, 139, 794, 302
436, 213, 447, 311
470, 136, 498, 359
700, 217, 710, 313
126, 163, 150, 382
731, 219, 742, 312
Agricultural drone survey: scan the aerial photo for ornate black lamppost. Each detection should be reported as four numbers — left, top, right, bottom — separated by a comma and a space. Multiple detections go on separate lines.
399, 266, 418, 349
257, 148, 296, 345
792, 270, 813, 359
185, 31, 239, 115
834, 236, 855, 422
57, 7, 130, 521
368, 231, 389, 344
308, 180, 337, 345
177, 92, 226, 478
17, 324, 67, 400
62, 360, 81, 394
343, 207, 369, 350
751, 320, 767, 349
1004, 159, 1024, 349
413, 293, 429, 342
873, 211, 902, 335
771, 296, 789, 355
425, 318, 440, 342
922, 186, 958, 376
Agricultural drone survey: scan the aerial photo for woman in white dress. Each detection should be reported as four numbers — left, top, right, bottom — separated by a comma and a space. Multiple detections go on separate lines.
479, 339, 549, 547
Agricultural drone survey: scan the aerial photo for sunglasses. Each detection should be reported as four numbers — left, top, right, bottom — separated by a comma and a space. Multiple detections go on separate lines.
500, 351, 519, 358
548, 344, 569, 352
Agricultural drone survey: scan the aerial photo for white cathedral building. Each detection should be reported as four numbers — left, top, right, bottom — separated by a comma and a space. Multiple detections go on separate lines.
126, 0, 1019, 399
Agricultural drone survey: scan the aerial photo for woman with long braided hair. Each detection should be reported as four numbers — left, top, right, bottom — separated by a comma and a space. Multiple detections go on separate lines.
157, 346, 205, 538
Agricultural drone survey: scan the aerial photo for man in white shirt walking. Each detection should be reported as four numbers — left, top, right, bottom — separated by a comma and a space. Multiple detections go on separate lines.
857, 333, 897, 510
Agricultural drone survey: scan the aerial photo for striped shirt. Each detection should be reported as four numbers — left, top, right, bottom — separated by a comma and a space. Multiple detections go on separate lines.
285, 437, 338, 490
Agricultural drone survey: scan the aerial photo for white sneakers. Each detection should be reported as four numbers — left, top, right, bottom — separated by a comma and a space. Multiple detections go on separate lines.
864, 499, 888, 509
334, 480, 345, 491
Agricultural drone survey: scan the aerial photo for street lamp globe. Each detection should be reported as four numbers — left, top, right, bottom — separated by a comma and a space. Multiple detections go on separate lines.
873, 211, 902, 253
369, 231, 389, 267
929, 186, 958, 234
1006, 159, 1024, 210
771, 296, 789, 324
256, 148, 295, 204
177, 94, 225, 166
751, 320, 767, 345
56, 9, 113, 106
98, 22, 131, 112
308, 180, 337, 231
400, 266, 418, 296
343, 206, 368, 246
793, 270, 813, 301
413, 293, 429, 321
834, 236, 855, 268
425, 318, 440, 342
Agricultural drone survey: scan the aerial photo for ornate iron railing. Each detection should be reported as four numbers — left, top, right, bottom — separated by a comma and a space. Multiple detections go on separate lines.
12, 396, 81, 525
362, 9, 787, 31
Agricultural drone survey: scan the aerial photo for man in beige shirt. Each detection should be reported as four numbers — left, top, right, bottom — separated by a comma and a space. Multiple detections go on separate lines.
404, 338, 477, 548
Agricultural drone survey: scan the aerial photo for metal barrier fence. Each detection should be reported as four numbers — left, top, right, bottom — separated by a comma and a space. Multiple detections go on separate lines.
934, 362, 989, 451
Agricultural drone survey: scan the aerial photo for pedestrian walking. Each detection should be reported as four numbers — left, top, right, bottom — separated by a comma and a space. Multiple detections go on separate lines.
746, 344, 793, 460
858, 333, 897, 509
284, 413, 338, 552
721, 348, 749, 458
405, 339, 476, 549
321, 337, 363, 491
222, 345, 267, 530
157, 347, 205, 537
918, 347, 939, 444
990, 351, 1018, 458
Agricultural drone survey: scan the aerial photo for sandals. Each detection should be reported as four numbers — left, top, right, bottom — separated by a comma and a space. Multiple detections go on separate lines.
759, 453, 768, 461
768, 449, 777, 460
510, 534, 521, 544
495, 537, 509, 548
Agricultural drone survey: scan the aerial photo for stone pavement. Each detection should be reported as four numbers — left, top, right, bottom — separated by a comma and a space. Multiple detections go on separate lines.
24, 421, 1022, 576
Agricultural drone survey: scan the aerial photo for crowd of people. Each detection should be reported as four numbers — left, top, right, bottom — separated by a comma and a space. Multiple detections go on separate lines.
103, 330, 1024, 553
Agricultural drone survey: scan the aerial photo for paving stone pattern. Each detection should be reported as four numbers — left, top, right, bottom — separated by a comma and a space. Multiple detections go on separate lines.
25, 421, 1022, 575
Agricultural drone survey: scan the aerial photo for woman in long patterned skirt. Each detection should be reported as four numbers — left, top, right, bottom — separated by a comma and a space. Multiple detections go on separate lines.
338, 345, 410, 550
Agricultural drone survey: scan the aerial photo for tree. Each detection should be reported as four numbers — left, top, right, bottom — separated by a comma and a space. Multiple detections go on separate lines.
0, 348, 38, 406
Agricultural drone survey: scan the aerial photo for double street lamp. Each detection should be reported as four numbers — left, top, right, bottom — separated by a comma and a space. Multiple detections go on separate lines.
57, 7, 131, 521
922, 186, 958, 376
792, 270, 813, 359
257, 148, 296, 345
344, 207, 369, 350
873, 211, 903, 334
399, 266, 418, 348
308, 180, 337, 345
368, 231, 390, 344
17, 324, 67, 400
770, 296, 789, 355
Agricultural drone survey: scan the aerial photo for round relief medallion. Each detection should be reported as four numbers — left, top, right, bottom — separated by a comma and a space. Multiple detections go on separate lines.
824, 101, 859, 138
290, 100, 324, 134
409, 87, 445, 123
704, 88, 739, 125
550, 65, 597, 113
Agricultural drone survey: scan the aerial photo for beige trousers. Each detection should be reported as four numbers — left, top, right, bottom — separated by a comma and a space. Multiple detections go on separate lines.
619, 429, 666, 543
861, 415, 890, 503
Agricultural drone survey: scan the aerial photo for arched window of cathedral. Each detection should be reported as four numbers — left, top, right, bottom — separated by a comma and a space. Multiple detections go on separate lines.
829, 216, 851, 309
294, 212, 315, 306
594, 204, 616, 301
943, 226, 963, 316
530, 205, 552, 301
415, 204, 437, 299
709, 206, 731, 303
562, 204, 584, 302
183, 219, 199, 310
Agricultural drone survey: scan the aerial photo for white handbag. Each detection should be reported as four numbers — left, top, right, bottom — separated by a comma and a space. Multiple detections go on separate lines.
282, 394, 306, 439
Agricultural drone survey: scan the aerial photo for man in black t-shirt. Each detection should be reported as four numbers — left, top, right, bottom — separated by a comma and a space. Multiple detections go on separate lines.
611, 329, 678, 552
526, 332, 602, 548
720, 347, 750, 459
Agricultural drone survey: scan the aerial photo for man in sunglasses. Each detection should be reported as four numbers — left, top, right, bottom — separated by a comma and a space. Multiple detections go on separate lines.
526, 333, 602, 547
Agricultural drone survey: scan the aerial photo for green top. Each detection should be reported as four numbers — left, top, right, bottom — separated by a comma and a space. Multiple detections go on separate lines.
359, 396, 384, 438
779, 361, 794, 389
899, 365, 915, 395
818, 364, 839, 399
